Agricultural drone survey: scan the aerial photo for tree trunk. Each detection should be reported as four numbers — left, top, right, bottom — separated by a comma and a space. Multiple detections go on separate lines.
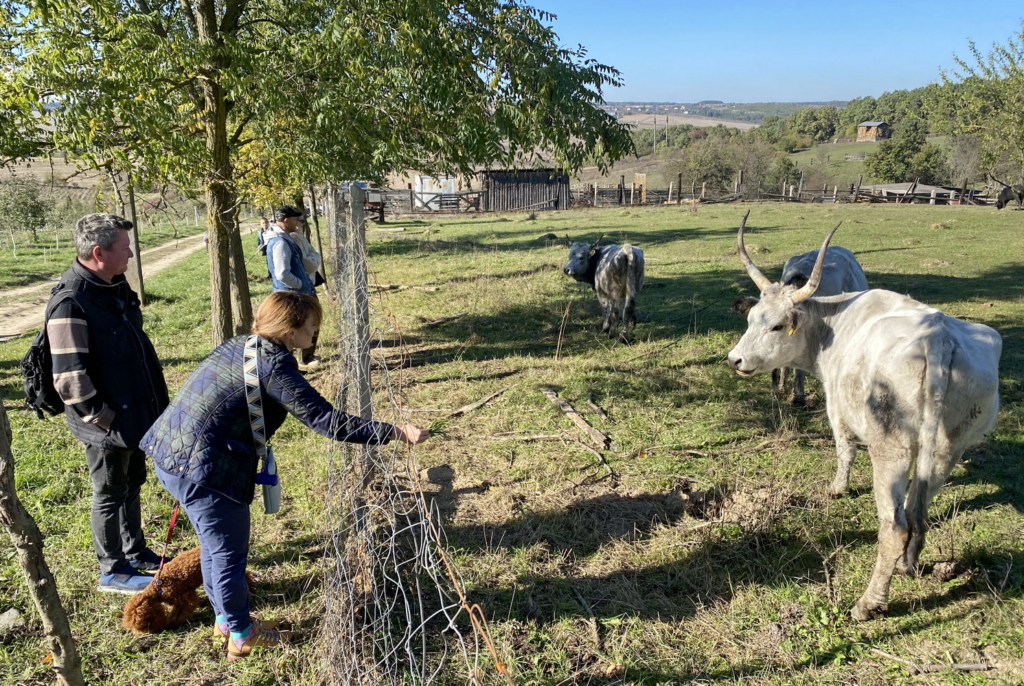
194, 0, 235, 346
228, 210, 252, 335
0, 402, 85, 686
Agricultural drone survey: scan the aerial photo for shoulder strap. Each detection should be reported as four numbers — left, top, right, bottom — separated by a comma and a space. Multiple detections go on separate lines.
243, 335, 270, 464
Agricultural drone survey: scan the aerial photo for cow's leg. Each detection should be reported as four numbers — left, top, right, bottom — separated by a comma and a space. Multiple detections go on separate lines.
597, 294, 612, 333
899, 441, 960, 576
852, 445, 911, 621
606, 299, 621, 338
791, 370, 807, 407
826, 404, 857, 497
772, 368, 786, 396
620, 296, 636, 343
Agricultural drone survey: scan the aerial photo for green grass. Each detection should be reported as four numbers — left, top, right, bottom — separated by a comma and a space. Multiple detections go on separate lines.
0, 220, 207, 291
2, 204, 1023, 684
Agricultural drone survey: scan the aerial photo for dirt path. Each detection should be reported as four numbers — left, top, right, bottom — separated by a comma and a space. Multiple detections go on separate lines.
0, 233, 208, 341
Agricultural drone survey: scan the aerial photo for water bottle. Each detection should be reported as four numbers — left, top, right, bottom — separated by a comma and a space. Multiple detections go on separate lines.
256, 448, 281, 515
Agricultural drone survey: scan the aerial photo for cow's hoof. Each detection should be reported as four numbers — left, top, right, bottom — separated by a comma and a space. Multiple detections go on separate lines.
828, 487, 849, 499
850, 599, 886, 622
896, 556, 921, 577
790, 395, 806, 408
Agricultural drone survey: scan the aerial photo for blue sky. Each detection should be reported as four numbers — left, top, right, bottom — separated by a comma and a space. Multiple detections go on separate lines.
538, 1, 1024, 102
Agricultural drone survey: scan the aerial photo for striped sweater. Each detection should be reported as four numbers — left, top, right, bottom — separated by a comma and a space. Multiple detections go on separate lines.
45, 260, 168, 448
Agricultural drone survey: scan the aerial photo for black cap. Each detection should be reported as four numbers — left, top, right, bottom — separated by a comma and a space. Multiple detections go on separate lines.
274, 205, 304, 222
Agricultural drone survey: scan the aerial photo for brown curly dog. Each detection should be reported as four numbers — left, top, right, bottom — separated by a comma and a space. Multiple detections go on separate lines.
122, 547, 257, 635
122, 546, 203, 635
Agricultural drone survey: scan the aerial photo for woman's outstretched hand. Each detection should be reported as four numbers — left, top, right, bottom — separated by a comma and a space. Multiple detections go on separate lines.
394, 424, 430, 445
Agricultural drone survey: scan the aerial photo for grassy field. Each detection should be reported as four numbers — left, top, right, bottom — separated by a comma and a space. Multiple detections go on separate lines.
1, 203, 1022, 685
0, 220, 207, 291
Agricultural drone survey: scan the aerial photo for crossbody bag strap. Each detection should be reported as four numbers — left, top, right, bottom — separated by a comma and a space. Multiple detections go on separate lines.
243, 335, 269, 465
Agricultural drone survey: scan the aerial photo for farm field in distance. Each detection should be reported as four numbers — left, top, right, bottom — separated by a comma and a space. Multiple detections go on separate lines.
1, 202, 1022, 684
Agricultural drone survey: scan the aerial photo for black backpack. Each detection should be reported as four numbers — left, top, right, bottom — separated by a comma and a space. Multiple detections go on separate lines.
19, 288, 73, 419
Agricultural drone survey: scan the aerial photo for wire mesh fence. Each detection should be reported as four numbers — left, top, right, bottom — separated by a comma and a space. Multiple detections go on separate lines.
319, 185, 512, 685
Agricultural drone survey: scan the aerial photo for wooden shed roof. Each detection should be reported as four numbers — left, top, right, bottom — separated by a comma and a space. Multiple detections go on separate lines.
858, 121, 888, 127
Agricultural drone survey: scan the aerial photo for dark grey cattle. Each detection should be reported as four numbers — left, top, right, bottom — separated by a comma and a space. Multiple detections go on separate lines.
737, 245, 869, 406
994, 184, 1023, 209
727, 212, 1001, 621
564, 240, 645, 342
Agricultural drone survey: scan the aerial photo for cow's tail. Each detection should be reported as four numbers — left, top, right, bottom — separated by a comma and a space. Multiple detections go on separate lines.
905, 322, 954, 564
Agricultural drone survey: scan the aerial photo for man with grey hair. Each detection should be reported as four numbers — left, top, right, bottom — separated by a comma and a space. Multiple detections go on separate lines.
44, 213, 169, 594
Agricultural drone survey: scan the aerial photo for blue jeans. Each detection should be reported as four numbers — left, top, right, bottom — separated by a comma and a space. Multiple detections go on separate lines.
156, 467, 252, 633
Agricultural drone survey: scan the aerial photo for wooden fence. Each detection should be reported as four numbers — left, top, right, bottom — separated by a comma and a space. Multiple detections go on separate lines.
370, 179, 998, 215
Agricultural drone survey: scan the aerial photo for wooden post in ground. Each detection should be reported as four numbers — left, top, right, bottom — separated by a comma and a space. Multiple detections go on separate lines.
0, 402, 84, 686
619, 175, 625, 205
833, 185, 839, 203
959, 177, 969, 205
667, 182, 674, 204
700, 182, 706, 200
630, 183, 635, 205
593, 183, 598, 207
930, 189, 937, 205
796, 171, 804, 199
853, 174, 863, 203
677, 173, 683, 205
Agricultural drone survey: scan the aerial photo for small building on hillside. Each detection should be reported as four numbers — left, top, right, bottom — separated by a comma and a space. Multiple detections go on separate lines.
478, 168, 570, 212
857, 121, 891, 142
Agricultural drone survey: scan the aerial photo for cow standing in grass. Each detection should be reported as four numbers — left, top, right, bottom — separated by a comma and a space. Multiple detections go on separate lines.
727, 212, 1001, 621
563, 239, 645, 342
994, 184, 1023, 209
737, 245, 869, 406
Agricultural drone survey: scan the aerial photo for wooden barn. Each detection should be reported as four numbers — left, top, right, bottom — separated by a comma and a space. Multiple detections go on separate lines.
479, 168, 570, 212
857, 121, 891, 142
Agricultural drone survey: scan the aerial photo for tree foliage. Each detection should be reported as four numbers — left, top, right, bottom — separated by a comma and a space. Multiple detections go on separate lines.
934, 25, 1024, 185
1, 0, 634, 344
865, 120, 927, 183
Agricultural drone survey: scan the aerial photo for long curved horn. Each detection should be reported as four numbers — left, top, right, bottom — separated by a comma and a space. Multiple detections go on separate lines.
791, 221, 843, 303
737, 210, 772, 292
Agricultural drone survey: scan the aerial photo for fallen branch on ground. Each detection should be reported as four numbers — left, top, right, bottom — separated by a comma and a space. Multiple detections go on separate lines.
650, 433, 829, 459
586, 393, 611, 421
720, 433, 830, 455
869, 648, 991, 675
625, 339, 682, 362
449, 386, 510, 418
474, 434, 567, 442
573, 439, 617, 481
419, 312, 467, 328
371, 284, 440, 292
540, 388, 611, 450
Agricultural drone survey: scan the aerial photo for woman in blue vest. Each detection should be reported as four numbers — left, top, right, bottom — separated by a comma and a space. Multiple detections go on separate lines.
142, 292, 429, 659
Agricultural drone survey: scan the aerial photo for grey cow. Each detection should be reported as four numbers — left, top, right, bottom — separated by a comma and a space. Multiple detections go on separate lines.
727, 212, 1001, 621
994, 184, 1023, 209
563, 239, 645, 342
738, 244, 869, 405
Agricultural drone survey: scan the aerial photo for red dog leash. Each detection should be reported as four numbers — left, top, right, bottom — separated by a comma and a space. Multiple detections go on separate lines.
153, 502, 180, 595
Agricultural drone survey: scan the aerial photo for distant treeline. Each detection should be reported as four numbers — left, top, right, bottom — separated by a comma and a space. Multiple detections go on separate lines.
610, 101, 848, 123
622, 83, 1013, 193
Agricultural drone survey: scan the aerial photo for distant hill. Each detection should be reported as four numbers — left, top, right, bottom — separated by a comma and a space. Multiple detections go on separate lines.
604, 101, 848, 124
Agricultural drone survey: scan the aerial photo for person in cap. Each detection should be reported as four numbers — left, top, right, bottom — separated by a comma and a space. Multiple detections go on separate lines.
263, 206, 320, 367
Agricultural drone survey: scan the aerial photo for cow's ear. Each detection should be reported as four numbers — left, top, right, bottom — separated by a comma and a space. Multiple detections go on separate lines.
733, 297, 759, 316
588, 247, 598, 258
787, 310, 800, 335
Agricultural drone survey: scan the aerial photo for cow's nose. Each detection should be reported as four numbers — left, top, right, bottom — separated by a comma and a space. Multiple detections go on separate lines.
563, 267, 572, 275
728, 355, 742, 370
